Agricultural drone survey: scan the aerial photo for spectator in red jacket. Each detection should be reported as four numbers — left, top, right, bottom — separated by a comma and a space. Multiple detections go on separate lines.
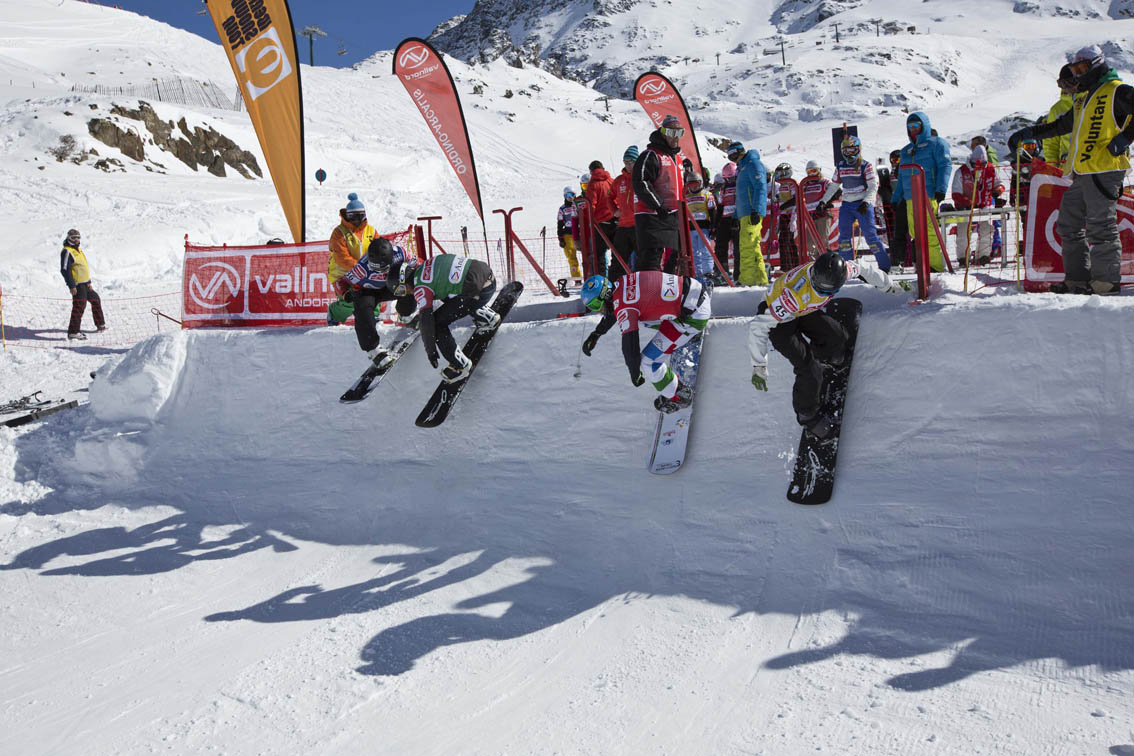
585, 159, 617, 277
610, 146, 639, 281
950, 145, 1004, 265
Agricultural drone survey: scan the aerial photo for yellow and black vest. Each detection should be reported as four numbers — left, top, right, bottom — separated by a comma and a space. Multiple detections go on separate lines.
1070, 78, 1132, 175
62, 244, 90, 285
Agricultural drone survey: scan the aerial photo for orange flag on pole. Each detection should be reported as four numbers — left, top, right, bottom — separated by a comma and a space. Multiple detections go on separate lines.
206, 0, 306, 242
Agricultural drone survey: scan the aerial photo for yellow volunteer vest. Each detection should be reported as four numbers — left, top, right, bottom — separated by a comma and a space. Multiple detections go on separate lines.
328, 223, 377, 283
1070, 79, 1132, 175
64, 244, 90, 285
764, 263, 830, 321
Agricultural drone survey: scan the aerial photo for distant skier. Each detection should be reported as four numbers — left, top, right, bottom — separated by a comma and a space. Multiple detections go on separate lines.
820, 135, 890, 271
556, 187, 583, 282
748, 252, 909, 438
60, 228, 107, 340
579, 271, 712, 413
335, 237, 418, 367
386, 253, 500, 382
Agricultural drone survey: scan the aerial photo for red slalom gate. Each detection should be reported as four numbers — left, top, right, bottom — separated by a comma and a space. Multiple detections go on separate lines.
494, 207, 562, 297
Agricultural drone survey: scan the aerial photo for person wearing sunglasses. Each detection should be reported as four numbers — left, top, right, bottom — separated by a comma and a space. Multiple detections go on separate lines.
60, 228, 107, 340
728, 141, 770, 286
890, 112, 952, 271
327, 192, 379, 326
799, 160, 836, 253
578, 269, 711, 414
822, 136, 891, 271
1009, 45, 1134, 295
713, 161, 742, 282
631, 115, 687, 272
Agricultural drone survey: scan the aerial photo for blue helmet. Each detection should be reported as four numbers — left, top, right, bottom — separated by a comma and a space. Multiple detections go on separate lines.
580, 275, 611, 312
726, 141, 745, 159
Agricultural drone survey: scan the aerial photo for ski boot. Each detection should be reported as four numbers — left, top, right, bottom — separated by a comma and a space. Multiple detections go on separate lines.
472, 305, 501, 333
400, 311, 421, 331
798, 411, 834, 440
367, 347, 395, 371
653, 383, 693, 414
1049, 280, 1090, 295
440, 348, 473, 383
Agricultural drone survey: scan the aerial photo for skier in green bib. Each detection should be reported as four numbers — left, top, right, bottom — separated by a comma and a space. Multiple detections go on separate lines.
386, 254, 501, 382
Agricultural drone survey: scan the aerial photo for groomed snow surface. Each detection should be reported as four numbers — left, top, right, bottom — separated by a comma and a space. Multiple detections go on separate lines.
2, 0, 1133, 753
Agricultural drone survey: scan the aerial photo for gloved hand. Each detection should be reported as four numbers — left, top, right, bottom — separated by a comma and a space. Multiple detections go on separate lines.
888, 280, 913, 294
934, 192, 946, 203
857, 202, 870, 217
426, 350, 439, 369
939, 202, 954, 212
656, 207, 671, 218
1107, 133, 1131, 157
1008, 127, 1032, 153
751, 365, 768, 391
749, 211, 759, 225
631, 372, 646, 387
994, 197, 1006, 208
581, 331, 599, 356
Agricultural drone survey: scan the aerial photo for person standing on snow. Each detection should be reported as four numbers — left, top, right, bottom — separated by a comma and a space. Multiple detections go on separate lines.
386, 254, 500, 383
890, 112, 952, 272
713, 160, 742, 282
951, 145, 1004, 266
578, 270, 712, 414
610, 146, 639, 280
557, 187, 583, 283
748, 252, 910, 439
730, 141, 769, 285
820, 135, 891, 271
585, 160, 617, 278
327, 193, 379, 326
1042, 65, 1077, 172
60, 228, 107, 340
682, 169, 717, 285
800, 160, 837, 253
632, 115, 686, 273
334, 237, 419, 368
1010, 45, 1134, 295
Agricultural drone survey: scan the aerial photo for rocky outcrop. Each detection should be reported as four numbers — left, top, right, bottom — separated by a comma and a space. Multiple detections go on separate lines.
85, 101, 261, 178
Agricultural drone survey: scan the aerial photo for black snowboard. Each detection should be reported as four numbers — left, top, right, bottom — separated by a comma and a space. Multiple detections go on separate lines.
787, 297, 862, 505
340, 330, 420, 403
415, 281, 524, 428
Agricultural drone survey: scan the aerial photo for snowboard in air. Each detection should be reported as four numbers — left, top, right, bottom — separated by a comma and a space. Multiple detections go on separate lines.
787, 297, 862, 505
340, 318, 421, 403
647, 328, 706, 475
416, 281, 524, 428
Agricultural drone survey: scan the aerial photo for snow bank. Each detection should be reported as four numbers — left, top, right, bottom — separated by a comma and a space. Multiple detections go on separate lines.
89, 330, 187, 423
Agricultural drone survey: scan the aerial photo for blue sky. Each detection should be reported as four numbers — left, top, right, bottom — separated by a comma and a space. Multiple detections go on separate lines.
109, 1, 476, 68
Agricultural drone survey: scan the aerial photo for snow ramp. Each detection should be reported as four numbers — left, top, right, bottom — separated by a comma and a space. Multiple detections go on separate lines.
3, 286, 1133, 754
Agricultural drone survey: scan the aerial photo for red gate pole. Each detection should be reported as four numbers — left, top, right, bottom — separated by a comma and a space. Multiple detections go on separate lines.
417, 216, 442, 259
903, 164, 932, 301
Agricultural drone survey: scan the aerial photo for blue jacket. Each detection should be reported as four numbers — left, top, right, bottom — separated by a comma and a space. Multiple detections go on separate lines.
734, 149, 767, 218
891, 111, 952, 204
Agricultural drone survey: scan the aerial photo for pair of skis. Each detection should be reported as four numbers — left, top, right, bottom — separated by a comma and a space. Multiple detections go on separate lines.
648, 298, 861, 507
1, 391, 81, 428
339, 282, 524, 428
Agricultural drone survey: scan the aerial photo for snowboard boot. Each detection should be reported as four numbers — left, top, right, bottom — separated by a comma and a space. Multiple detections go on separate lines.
1089, 280, 1122, 296
367, 348, 395, 370
441, 348, 473, 383
798, 411, 835, 440
653, 383, 693, 414
472, 305, 501, 333
1049, 279, 1090, 295
400, 311, 421, 331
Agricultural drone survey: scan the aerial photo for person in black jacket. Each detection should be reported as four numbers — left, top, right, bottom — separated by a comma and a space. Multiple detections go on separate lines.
631, 115, 686, 272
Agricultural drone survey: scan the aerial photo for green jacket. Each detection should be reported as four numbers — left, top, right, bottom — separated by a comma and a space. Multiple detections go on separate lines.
1043, 93, 1073, 169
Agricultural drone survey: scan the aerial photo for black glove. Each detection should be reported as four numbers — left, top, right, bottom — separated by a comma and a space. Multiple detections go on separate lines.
581, 331, 599, 356
857, 202, 870, 217
994, 197, 1006, 208
656, 207, 670, 218
631, 372, 645, 387
1107, 133, 1131, 157
934, 192, 945, 203
749, 211, 759, 224
1008, 127, 1032, 154
426, 350, 439, 369
558, 237, 565, 248
938, 202, 954, 212
342, 289, 355, 303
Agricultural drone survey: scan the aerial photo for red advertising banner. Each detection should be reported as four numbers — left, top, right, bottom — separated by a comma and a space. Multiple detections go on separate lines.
633, 72, 703, 179
182, 231, 411, 328
393, 38, 484, 221
1024, 173, 1134, 285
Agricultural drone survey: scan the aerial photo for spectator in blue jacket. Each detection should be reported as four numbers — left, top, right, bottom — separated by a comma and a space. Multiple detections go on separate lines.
731, 141, 769, 285
891, 111, 952, 271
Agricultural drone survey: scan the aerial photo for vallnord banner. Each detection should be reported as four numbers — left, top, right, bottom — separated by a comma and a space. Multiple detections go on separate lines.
633, 71, 704, 179
393, 37, 485, 222
1024, 173, 1134, 285
206, 0, 306, 243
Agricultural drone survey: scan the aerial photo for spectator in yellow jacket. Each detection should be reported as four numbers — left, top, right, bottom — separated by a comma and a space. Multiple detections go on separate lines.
327, 193, 378, 325
60, 228, 106, 340
1042, 64, 1076, 171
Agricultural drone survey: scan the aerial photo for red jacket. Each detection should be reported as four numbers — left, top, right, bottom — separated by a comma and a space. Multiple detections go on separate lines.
586, 168, 617, 223
612, 169, 635, 227
951, 162, 1002, 209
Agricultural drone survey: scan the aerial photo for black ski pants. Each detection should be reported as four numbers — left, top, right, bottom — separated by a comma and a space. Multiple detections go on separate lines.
353, 288, 416, 352
890, 200, 911, 267
714, 217, 740, 280
610, 225, 635, 282
769, 311, 848, 422
67, 282, 105, 335
431, 279, 496, 363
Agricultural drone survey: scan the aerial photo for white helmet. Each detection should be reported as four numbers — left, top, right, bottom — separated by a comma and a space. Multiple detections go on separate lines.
712, 172, 723, 185
806, 159, 821, 173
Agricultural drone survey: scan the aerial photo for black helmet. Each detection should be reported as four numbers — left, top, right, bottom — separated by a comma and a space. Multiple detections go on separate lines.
811, 252, 848, 295
386, 261, 416, 297
889, 149, 901, 164
774, 162, 792, 180
369, 237, 396, 271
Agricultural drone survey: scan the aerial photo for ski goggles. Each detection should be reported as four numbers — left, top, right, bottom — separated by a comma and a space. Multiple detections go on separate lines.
1020, 139, 1039, 152
906, 121, 923, 136
661, 125, 685, 139
806, 167, 820, 176
344, 211, 366, 224
1069, 59, 1092, 78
